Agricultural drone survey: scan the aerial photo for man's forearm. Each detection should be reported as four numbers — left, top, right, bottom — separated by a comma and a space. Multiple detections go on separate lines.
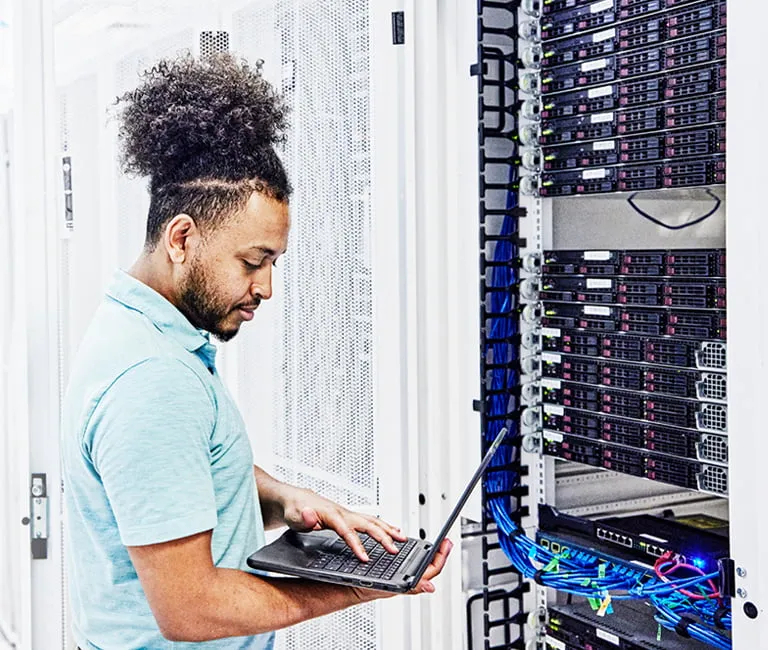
168, 567, 375, 641
253, 465, 288, 530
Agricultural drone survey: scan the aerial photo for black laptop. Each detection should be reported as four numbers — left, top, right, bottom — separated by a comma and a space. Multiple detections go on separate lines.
247, 427, 508, 592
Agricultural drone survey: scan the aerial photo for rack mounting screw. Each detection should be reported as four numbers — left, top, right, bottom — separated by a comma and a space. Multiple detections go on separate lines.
737, 567, 747, 578
738, 588, 748, 599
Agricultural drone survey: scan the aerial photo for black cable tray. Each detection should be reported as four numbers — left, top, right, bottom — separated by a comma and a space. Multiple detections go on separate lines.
470, 1, 531, 649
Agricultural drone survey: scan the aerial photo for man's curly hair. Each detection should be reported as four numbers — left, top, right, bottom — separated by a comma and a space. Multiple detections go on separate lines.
115, 53, 292, 250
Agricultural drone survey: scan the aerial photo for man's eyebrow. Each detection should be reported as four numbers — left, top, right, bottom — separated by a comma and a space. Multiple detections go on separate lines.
244, 245, 287, 257
245, 246, 277, 256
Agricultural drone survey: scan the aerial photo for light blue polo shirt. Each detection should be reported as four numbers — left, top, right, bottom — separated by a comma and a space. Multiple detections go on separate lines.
62, 270, 273, 650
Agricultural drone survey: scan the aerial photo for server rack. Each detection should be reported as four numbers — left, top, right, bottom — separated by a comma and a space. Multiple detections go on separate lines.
471, 0, 739, 647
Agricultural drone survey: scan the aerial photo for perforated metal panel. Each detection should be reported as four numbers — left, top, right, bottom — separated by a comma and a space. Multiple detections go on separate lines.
200, 30, 230, 58
230, 2, 379, 648
232, 0, 376, 510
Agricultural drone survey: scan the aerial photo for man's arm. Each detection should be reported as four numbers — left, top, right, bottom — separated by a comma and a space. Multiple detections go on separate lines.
253, 465, 405, 561
128, 530, 451, 642
252, 465, 291, 531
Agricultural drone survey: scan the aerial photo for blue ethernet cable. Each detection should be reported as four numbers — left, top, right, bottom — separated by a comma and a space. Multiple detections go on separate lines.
478, 167, 731, 648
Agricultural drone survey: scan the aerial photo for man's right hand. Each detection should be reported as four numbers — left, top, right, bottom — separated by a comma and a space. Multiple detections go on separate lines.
353, 538, 454, 602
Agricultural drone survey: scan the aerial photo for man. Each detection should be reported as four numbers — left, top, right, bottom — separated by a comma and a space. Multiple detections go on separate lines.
62, 54, 450, 649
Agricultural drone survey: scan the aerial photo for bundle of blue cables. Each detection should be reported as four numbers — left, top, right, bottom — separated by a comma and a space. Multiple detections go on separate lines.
480, 182, 731, 649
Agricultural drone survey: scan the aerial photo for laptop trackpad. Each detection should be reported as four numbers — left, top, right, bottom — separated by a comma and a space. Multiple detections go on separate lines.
285, 529, 338, 549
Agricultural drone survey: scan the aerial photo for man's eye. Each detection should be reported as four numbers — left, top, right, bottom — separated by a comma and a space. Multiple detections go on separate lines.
243, 260, 264, 271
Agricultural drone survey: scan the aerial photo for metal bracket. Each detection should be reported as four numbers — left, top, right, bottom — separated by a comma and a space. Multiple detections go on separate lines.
30, 473, 48, 559
61, 155, 73, 238
391, 11, 405, 45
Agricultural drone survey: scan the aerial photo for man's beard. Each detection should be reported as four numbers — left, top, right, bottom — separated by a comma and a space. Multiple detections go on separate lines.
178, 256, 237, 342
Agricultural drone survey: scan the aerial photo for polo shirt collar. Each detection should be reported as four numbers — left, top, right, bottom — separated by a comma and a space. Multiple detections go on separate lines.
106, 270, 217, 368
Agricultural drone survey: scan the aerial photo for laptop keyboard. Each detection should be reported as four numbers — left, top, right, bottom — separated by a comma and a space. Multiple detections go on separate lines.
307, 534, 419, 581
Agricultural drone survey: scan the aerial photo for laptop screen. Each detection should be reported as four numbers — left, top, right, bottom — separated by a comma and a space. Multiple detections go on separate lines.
413, 427, 509, 577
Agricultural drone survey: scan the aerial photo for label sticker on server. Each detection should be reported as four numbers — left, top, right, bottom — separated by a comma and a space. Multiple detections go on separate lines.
583, 251, 611, 261
541, 378, 562, 389
590, 0, 613, 13
541, 327, 562, 337
544, 404, 565, 416
542, 352, 562, 363
583, 305, 611, 316
587, 278, 613, 289
590, 112, 614, 124
582, 168, 608, 180
543, 431, 565, 443
582, 58, 608, 72
593, 140, 615, 151
592, 28, 616, 44
588, 85, 613, 99
544, 635, 566, 650
596, 629, 620, 646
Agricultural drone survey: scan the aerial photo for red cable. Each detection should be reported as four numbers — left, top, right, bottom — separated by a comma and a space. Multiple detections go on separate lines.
653, 553, 721, 601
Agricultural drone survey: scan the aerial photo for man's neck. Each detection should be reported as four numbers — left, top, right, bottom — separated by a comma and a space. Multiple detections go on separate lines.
129, 254, 179, 309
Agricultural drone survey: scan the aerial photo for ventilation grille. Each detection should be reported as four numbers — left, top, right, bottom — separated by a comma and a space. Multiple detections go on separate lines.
696, 403, 728, 433
60, 93, 69, 153
230, 2, 378, 649
697, 372, 727, 403
698, 464, 728, 496
697, 433, 728, 465
200, 30, 230, 58
695, 341, 727, 370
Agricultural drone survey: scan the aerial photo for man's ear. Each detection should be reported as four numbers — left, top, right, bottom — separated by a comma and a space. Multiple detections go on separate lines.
163, 214, 198, 264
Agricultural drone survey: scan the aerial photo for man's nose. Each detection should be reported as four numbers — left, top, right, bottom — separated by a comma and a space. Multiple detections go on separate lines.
251, 266, 272, 300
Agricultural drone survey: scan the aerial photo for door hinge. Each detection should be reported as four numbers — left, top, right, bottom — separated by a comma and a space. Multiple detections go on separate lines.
392, 11, 405, 45
30, 473, 49, 559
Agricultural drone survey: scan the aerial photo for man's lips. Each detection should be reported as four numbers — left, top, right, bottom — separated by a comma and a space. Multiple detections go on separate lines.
237, 304, 259, 321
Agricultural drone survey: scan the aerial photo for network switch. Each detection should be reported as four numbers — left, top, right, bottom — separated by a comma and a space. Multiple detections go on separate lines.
540, 65, 726, 119
543, 403, 729, 464
540, 1, 725, 67
540, 275, 726, 307
541, 378, 728, 431
540, 302, 726, 339
542, 249, 726, 276
543, 432, 729, 494
539, 505, 729, 571
541, 329, 727, 370
540, 32, 726, 93
547, 600, 715, 650
537, 529, 654, 581
538, 154, 725, 195
541, 355, 727, 401
539, 94, 724, 145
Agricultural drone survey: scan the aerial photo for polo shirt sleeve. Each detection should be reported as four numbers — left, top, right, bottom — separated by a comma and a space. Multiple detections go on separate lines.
88, 356, 219, 547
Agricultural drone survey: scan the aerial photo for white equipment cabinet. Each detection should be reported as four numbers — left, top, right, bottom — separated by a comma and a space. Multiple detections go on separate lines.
2, 0, 474, 649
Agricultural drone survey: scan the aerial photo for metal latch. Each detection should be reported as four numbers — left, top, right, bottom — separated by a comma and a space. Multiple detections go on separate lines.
29, 474, 48, 559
